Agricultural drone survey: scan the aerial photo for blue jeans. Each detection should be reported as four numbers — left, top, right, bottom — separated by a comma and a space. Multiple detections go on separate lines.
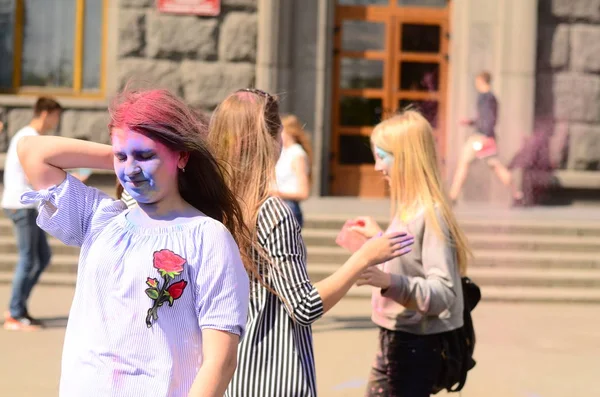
4, 209, 52, 318
284, 200, 303, 228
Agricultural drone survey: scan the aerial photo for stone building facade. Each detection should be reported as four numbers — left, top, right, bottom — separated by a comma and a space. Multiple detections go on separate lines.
537, 0, 600, 171
1, 0, 599, 202
0, 0, 258, 149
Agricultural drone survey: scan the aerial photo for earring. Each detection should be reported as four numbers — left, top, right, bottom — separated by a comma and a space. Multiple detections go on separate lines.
181, 167, 186, 173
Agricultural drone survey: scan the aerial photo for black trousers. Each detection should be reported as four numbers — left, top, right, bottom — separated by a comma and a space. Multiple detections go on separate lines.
365, 327, 443, 397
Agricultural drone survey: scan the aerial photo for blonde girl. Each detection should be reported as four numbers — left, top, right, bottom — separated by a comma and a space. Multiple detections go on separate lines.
351, 110, 471, 397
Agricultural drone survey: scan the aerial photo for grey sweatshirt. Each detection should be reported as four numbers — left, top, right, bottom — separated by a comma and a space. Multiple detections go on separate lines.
371, 208, 464, 335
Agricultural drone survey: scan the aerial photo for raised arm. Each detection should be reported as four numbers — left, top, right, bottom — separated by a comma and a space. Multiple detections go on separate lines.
18, 136, 113, 191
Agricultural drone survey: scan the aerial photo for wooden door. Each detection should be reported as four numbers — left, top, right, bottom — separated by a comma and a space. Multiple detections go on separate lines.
330, 0, 450, 197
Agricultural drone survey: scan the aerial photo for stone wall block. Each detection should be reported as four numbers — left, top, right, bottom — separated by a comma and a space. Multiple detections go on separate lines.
535, 73, 554, 117
117, 58, 182, 95
549, 122, 570, 168
147, 13, 218, 60
219, 12, 257, 62
537, 24, 569, 70
7, 109, 32, 138
552, 0, 600, 21
60, 111, 110, 144
222, 0, 257, 10
120, 0, 153, 8
180, 61, 254, 108
118, 10, 146, 57
571, 25, 600, 72
567, 123, 600, 170
554, 73, 600, 123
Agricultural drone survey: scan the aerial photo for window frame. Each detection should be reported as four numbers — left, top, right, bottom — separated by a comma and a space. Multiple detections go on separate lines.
1, 0, 108, 98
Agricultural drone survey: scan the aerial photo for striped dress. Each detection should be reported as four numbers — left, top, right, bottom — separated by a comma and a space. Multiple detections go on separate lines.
226, 197, 324, 397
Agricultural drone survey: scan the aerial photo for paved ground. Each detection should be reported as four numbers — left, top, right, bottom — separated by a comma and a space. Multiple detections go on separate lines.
1, 285, 599, 397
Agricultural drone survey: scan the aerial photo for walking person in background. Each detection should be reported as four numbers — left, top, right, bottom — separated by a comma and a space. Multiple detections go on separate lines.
448, 71, 523, 206
351, 110, 470, 397
272, 114, 312, 228
15, 89, 252, 396
207, 88, 414, 397
2, 97, 62, 331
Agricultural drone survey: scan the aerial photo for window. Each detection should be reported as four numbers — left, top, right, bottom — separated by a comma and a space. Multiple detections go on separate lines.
0, 0, 106, 96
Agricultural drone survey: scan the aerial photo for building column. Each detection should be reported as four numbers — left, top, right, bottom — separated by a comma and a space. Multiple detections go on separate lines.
312, 0, 335, 196
447, 0, 538, 205
255, 0, 293, 112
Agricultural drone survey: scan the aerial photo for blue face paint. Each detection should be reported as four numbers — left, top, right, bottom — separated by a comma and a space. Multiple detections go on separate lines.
112, 128, 180, 205
374, 146, 394, 167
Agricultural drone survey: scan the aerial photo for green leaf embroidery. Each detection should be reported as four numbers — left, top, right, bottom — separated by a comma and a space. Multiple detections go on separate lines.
168, 295, 174, 306
145, 288, 159, 300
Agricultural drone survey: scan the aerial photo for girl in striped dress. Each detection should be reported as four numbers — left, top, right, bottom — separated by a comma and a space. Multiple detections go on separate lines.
16, 89, 254, 397
207, 88, 414, 397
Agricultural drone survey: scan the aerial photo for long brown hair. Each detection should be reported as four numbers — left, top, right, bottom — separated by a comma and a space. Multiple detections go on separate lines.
207, 89, 282, 234
281, 114, 313, 180
371, 110, 472, 275
108, 89, 260, 282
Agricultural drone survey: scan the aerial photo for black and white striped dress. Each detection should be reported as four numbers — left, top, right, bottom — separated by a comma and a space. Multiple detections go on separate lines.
226, 197, 324, 397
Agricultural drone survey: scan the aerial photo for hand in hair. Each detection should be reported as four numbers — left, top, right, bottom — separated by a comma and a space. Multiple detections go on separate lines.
356, 266, 392, 290
350, 216, 383, 239
356, 231, 414, 267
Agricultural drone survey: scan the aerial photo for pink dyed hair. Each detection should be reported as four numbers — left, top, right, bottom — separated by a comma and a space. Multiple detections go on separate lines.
108, 89, 260, 283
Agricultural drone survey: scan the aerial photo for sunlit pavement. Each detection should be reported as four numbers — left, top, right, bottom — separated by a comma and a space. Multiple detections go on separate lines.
1, 284, 599, 397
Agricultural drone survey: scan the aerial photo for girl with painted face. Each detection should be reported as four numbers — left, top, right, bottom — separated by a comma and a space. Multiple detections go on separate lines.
16, 89, 254, 397
207, 88, 414, 397
351, 110, 471, 397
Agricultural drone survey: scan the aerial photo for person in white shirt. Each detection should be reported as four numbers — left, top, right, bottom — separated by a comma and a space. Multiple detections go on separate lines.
273, 115, 312, 228
2, 97, 62, 331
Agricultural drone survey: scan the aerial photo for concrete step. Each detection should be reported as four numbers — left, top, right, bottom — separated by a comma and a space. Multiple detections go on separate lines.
303, 215, 600, 237
2, 251, 598, 288
0, 236, 80, 256
306, 245, 600, 268
302, 228, 600, 253
308, 264, 600, 288
0, 271, 76, 287
0, 254, 78, 273
466, 249, 600, 269
1, 271, 598, 304
342, 285, 600, 304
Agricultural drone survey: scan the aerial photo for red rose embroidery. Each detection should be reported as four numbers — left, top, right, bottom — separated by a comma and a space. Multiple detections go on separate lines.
145, 250, 189, 328
153, 249, 186, 277
166, 280, 188, 301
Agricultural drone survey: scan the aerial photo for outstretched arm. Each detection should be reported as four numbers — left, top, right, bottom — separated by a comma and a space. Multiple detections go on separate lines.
260, 199, 412, 324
